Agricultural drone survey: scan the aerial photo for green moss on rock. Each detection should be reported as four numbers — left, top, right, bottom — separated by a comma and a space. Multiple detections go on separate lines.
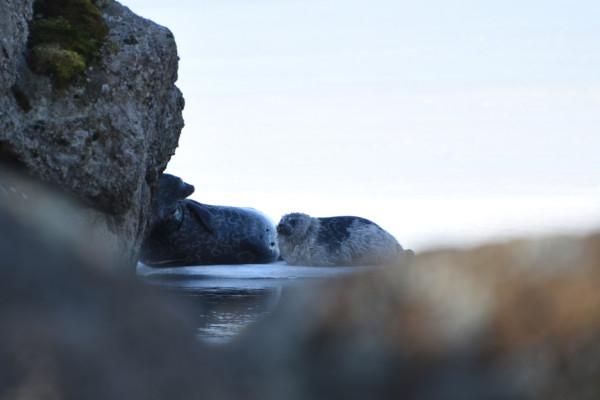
33, 0, 108, 38
29, 17, 103, 62
27, 0, 108, 87
30, 45, 86, 86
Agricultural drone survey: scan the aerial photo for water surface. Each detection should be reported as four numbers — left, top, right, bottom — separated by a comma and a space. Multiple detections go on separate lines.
138, 262, 363, 343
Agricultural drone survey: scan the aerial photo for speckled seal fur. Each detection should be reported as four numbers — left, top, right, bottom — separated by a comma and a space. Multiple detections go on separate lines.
141, 174, 279, 266
277, 212, 410, 266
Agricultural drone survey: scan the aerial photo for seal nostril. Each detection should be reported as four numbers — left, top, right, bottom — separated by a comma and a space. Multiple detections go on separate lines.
270, 242, 275, 247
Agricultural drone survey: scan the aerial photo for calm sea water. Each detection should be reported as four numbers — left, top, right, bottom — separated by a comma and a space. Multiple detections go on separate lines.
137, 193, 600, 343
138, 263, 364, 344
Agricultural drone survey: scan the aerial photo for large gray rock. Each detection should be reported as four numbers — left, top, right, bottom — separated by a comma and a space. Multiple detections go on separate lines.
0, 0, 31, 91
0, 0, 184, 266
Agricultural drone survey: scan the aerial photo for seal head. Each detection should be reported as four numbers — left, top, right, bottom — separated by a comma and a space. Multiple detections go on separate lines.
277, 212, 313, 241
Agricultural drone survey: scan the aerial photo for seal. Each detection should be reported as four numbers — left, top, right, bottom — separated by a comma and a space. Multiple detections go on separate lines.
276, 212, 410, 266
148, 173, 195, 231
141, 174, 279, 266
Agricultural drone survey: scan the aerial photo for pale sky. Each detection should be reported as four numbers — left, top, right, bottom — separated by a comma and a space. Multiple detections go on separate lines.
121, 0, 600, 249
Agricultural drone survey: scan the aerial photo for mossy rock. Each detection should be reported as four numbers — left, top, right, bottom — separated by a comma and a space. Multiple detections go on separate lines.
33, 0, 108, 39
27, 0, 108, 87
29, 17, 104, 62
29, 45, 86, 87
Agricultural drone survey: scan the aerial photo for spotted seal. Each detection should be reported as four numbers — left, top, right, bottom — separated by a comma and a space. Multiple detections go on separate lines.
141, 174, 279, 266
276, 212, 410, 266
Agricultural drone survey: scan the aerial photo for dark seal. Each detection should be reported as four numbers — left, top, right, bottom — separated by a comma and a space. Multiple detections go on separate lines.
141, 174, 279, 266
277, 212, 411, 266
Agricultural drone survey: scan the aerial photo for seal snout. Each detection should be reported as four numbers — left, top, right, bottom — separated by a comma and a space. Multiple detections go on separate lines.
181, 182, 195, 198
277, 223, 291, 236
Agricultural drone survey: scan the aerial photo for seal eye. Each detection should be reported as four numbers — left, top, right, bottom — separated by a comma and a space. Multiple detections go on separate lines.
289, 219, 297, 227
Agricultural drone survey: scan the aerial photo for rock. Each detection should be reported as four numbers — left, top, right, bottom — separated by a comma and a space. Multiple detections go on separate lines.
0, 0, 184, 267
228, 233, 600, 399
0, 170, 215, 400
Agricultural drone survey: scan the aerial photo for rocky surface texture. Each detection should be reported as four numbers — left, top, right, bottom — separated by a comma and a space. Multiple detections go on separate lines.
0, 0, 184, 266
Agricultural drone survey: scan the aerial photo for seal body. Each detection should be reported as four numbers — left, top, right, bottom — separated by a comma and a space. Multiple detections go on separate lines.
277, 213, 407, 266
141, 174, 279, 266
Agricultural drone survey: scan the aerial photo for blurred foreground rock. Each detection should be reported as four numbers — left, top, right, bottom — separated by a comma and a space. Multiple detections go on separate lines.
0, 170, 221, 400
3, 170, 600, 399
0, 0, 183, 266
231, 233, 600, 399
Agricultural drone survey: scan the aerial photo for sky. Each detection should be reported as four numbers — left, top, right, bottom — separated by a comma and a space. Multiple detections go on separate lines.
121, 0, 600, 249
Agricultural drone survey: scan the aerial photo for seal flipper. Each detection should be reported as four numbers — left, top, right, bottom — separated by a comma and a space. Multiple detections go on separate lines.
186, 200, 215, 233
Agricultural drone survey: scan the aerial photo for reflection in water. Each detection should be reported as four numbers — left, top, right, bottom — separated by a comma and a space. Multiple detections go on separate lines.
191, 288, 282, 344
139, 263, 364, 344
144, 279, 283, 344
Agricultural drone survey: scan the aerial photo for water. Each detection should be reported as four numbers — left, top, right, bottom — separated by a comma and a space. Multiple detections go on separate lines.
137, 262, 364, 344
